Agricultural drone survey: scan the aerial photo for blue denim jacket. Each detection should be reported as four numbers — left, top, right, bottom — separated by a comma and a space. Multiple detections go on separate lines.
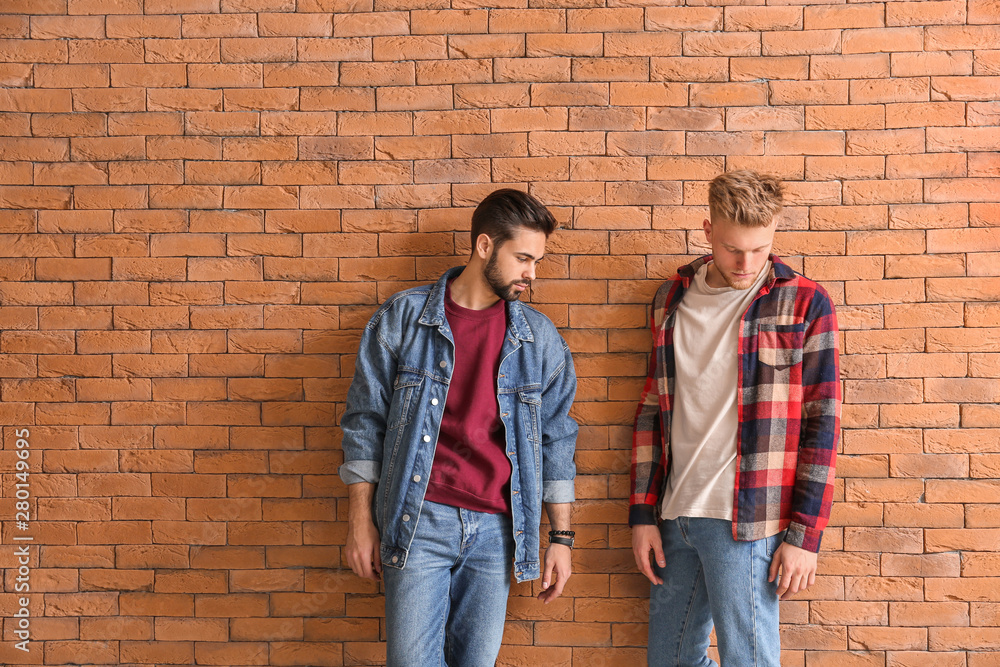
339, 267, 578, 583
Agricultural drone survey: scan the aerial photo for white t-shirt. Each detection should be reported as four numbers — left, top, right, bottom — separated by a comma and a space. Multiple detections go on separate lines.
659, 260, 771, 521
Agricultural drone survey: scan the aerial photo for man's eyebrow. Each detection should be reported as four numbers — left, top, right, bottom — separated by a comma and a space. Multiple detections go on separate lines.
723, 242, 770, 252
516, 252, 543, 261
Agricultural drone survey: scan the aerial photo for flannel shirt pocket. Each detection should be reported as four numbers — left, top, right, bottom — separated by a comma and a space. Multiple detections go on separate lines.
757, 324, 804, 371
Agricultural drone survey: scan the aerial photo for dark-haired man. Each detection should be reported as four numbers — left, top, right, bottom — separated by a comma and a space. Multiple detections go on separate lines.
340, 189, 579, 666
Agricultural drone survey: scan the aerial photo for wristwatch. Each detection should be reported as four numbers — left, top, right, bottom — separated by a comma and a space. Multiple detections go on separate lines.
548, 529, 575, 549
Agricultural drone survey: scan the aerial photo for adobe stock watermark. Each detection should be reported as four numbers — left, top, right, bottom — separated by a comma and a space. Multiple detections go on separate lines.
10, 428, 34, 653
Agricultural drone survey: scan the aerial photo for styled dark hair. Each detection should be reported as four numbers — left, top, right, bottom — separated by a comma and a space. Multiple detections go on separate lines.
470, 189, 557, 249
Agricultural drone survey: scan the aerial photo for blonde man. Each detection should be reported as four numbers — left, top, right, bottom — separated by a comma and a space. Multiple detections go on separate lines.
631, 171, 841, 666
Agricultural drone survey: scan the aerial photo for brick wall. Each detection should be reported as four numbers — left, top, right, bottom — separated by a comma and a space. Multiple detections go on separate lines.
0, 0, 998, 665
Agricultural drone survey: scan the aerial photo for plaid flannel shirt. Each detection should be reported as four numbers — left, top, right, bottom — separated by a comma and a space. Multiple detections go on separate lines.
630, 255, 840, 553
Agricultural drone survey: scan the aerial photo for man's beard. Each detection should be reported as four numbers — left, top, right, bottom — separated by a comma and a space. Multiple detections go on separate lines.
484, 253, 528, 302
723, 272, 757, 290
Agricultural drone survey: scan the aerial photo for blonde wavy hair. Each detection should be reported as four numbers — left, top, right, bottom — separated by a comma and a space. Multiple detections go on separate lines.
708, 170, 784, 228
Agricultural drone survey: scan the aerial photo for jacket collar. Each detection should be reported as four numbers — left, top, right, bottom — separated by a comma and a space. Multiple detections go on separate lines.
419, 266, 534, 342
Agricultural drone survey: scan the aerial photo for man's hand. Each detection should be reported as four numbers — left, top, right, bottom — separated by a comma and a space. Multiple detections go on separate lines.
768, 541, 817, 600
539, 502, 573, 603
632, 524, 665, 585
346, 518, 382, 580
345, 482, 381, 580
538, 543, 571, 603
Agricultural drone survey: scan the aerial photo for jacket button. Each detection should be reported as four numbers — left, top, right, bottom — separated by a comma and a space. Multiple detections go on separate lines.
431, 398, 438, 406
439, 360, 446, 368
392, 556, 399, 563
413, 475, 421, 482
402, 514, 410, 522
423, 435, 431, 442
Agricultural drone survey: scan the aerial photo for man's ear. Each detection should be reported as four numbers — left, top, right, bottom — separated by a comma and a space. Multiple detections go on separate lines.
474, 233, 493, 260
703, 218, 712, 244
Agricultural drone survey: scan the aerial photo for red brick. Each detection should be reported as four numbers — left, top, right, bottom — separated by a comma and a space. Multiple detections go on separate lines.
931, 75, 1000, 101
762, 29, 841, 56
489, 8, 564, 33
525, 33, 601, 58
683, 31, 760, 57
844, 27, 924, 54
604, 34, 682, 58
892, 51, 974, 77
805, 4, 885, 29
651, 56, 727, 82
888, 0, 967, 26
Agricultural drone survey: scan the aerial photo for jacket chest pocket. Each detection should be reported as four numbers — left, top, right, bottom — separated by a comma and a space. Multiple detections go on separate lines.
387, 372, 423, 430
516, 387, 542, 444
756, 324, 804, 371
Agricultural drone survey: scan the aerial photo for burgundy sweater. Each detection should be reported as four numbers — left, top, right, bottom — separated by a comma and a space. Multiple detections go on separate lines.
423, 284, 512, 514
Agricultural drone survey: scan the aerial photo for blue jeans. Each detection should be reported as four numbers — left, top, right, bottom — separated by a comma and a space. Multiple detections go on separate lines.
648, 517, 783, 667
383, 500, 514, 667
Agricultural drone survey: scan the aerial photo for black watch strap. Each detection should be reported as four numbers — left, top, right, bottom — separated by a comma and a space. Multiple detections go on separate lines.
549, 535, 574, 548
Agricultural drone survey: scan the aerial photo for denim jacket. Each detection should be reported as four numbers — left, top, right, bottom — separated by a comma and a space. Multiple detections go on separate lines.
339, 266, 578, 583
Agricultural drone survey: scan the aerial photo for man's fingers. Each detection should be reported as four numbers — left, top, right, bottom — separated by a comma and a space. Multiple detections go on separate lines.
357, 556, 375, 580
653, 541, 666, 568
768, 554, 780, 583
778, 567, 793, 597
347, 552, 366, 579
542, 560, 555, 589
631, 526, 665, 585
551, 575, 568, 599
538, 549, 571, 603
346, 520, 382, 581
635, 551, 662, 585
347, 545, 381, 581
781, 572, 803, 600
634, 550, 653, 583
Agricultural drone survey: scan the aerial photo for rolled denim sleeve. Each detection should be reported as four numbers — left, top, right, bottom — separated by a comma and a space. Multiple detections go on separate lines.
338, 313, 398, 487
540, 337, 578, 504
